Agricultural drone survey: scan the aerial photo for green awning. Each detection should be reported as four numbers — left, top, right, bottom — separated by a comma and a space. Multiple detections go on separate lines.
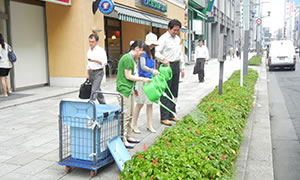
189, 6, 207, 20
114, 6, 151, 26
144, 14, 169, 29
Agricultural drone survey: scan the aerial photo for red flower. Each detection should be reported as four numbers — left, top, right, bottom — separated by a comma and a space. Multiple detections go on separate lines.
209, 126, 213, 130
211, 98, 214, 101
153, 158, 158, 167
221, 100, 224, 104
151, 178, 153, 180
143, 144, 148, 152
210, 156, 214, 160
205, 157, 209, 161
180, 146, 182, 151
222, 155, 225, 160
190, 127, 192, 130
208, 107, 211, 111
171, 133, 174, 135
168, 143, 171, 147
208, 115, 211, 120
165, 138, 168, 142
229, 105, 232, 108
137, 155, 140, 159
184, 139, 188, 142
197, 130, 200, 134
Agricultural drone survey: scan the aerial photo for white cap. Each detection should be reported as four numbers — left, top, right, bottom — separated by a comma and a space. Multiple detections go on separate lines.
145, 32, 159, 46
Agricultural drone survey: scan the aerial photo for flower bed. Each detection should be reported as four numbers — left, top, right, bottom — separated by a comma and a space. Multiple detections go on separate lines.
119, 69, 258, 180
248, 55, 262, 66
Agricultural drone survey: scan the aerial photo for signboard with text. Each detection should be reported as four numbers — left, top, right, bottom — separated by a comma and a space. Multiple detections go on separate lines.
42, 0, 71, 6
136, 0, 168, 15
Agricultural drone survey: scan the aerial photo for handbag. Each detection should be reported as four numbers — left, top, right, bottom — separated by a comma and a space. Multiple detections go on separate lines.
8, 45, 17, 63
79, 79, 92, 99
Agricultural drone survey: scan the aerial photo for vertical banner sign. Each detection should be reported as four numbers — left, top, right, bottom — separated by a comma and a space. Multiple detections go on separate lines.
184, 0, 188, 29
43, 0, 71, 6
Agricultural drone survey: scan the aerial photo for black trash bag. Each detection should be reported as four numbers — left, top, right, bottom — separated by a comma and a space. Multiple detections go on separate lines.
79, 79, 92, 99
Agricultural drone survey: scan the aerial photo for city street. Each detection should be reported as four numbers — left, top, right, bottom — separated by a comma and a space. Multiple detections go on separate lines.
268, 57, 300, 180
0, 57, 242, 179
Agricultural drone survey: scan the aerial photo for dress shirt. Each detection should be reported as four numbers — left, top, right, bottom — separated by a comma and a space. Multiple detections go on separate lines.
87, 45, 107, 70
155, 31, 185, 70
194, 45, 209, 61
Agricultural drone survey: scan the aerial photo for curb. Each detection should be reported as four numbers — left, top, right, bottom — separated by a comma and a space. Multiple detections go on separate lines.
236, 59, 274, 180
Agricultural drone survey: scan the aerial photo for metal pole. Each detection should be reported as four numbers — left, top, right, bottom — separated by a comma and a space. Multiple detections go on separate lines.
243, 0, 250, 76
219, 61, 224, 95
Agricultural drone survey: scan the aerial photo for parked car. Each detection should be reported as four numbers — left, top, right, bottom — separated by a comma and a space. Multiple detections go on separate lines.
268, 40, 296, 71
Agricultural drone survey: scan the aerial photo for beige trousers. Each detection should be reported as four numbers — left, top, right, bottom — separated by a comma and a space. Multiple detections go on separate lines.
118, 93, 134, 138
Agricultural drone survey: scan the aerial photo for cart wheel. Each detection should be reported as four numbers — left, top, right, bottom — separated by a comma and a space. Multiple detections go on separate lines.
90, 170, 96, 177
65, 166, 71, 173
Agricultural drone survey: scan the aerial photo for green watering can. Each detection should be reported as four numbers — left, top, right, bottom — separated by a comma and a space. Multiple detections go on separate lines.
158, 64, 172, 81
143, 65, 176, 116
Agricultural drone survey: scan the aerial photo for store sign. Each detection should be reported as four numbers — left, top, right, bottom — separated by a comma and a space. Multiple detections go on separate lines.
136, 0, 168, 15
99, 0, 114, 14
42, 0, 71, 6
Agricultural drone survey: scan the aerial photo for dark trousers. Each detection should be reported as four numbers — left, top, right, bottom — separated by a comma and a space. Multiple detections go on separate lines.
197, 59, 205, 81
89, 69, 106, 104
160, 61, 180, 120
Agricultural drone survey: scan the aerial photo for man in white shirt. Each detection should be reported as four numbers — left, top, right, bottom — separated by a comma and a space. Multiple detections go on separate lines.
87, 34, 107, 104
194, 39, 209, 83
155, 19, 185, 126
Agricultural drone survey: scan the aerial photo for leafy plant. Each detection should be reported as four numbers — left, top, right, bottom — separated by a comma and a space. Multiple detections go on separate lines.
248, 55, 262, 66
119, 69, 258, 180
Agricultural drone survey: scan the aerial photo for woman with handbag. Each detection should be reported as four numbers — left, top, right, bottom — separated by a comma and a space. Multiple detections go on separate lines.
0, 33, 12, 97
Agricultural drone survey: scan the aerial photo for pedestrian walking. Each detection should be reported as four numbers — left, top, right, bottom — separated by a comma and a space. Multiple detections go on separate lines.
155, 19, 185, 126
132, 32, 159, 134
193, 39, 209, 83
0, 33, 12, 97
87, 33, 107, 104
229, 45, 234, 60
116, 40, 152, 149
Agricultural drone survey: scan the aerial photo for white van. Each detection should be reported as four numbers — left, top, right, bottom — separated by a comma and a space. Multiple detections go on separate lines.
268, 40, 296, 71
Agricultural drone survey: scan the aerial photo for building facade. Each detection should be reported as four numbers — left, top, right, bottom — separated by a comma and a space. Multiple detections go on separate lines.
206, 0, 235, 59
0, 0, 185, 91
187, 0, 207, 62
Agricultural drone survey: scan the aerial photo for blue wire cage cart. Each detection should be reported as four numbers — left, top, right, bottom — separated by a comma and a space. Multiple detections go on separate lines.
58, 91, 123, 177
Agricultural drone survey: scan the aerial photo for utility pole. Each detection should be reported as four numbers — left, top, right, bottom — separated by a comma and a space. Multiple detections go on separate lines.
243, 0, 250, 76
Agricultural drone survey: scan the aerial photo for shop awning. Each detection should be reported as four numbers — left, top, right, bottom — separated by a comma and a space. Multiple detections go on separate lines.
144, 14, 169, 29
114, 4, 173, 29
114, 6, 151, 26
189, 6, 207, 20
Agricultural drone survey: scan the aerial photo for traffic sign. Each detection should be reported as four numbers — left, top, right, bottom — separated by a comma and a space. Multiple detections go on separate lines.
256, 18, 262, 25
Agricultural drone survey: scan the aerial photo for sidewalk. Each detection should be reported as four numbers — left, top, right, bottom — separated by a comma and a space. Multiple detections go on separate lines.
0, 55, 268, 179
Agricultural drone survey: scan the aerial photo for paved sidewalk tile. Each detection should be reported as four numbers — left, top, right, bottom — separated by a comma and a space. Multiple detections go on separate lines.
4, 152, 44, 166
0, 163, 21, 176
14, 159, 54, 175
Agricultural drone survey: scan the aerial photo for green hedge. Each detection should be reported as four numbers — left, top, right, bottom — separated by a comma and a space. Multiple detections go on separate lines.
119, 69, 258, 180
248, 55, 262, 66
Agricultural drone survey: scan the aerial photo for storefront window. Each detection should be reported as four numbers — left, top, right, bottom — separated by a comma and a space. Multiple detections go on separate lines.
105, 18, 122, 76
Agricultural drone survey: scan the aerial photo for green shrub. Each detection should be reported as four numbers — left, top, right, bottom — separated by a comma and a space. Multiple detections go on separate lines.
248, 55, 262, 66
119, 69, 258, 180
